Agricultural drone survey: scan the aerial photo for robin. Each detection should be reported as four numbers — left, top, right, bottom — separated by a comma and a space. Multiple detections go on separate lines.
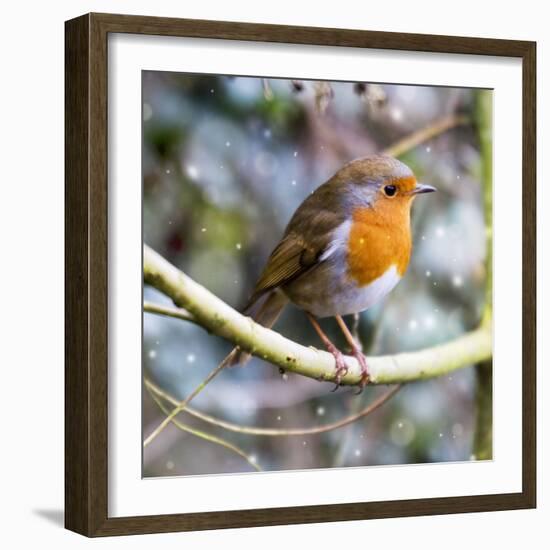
232, 154, 436, 389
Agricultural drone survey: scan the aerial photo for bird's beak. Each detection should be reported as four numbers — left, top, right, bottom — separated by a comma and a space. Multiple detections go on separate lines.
410, 183, 437, 195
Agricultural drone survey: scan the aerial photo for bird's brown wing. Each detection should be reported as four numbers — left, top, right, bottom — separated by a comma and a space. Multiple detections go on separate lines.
243, 233, 321, 311
244, 181, 347, 312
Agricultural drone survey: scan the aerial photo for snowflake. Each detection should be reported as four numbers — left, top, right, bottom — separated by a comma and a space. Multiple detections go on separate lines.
424, 315, 435, 329
143, 103, 153, 121
391, 107, 403, 121
186, 165, 199, 180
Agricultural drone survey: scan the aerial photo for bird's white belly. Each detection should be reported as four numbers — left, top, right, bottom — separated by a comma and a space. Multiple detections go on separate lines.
326, 264, 401, 317
285, 263, 401, 318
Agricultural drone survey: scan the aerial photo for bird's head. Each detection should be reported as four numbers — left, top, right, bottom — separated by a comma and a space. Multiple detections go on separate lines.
334, 154, 436, 213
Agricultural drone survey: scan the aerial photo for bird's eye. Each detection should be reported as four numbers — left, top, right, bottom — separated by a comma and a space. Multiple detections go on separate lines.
384, 184, 397, 197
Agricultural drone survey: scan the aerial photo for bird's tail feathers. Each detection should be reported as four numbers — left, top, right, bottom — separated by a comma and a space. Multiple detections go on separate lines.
228, 290, 288, 366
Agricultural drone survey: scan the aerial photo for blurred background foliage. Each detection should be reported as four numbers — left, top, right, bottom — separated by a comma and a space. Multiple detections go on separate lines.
142, 71, 491, 476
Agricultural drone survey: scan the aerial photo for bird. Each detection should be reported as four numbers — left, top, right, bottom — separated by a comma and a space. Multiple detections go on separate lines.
231, 154, 436, 389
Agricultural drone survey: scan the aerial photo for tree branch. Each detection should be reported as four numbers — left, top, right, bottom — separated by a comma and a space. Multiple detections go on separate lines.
145, 377, 401, 436
144, 300, 195, 324
144, 355, 229, 447
145, 383, 261, 471
473, 89, 494, 460
144, 245, 492, 386
382, 114, 468, 158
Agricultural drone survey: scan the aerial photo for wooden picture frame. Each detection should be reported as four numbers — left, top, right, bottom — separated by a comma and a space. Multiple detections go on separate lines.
65, 12, 536, 537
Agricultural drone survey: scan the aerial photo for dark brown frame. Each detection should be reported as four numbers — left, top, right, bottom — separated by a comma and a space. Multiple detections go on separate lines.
65, 12, 537, 537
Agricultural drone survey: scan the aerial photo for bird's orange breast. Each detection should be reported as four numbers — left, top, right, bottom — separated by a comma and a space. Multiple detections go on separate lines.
347, 199, 412, 286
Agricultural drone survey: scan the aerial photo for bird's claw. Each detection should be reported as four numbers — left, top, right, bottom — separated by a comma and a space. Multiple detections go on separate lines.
353, 351, 370, 395
327, 343, 348, 391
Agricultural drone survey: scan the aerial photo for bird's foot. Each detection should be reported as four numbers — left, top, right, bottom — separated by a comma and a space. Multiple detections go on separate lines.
352, 350, 370, 394
325, 342, 348, 391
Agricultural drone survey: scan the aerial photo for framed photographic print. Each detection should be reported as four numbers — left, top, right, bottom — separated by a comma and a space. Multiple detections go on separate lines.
65, 13, 536, 536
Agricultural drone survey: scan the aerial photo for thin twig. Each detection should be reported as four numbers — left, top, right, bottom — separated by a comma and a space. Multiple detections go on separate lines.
145, 384, 261, 472
262, 79, 273, 101
313, 81, 334, 115
146, 378, 401, 436
383, 114, 469, 158
143, 352, 234, 447
144, 301, 196, 323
